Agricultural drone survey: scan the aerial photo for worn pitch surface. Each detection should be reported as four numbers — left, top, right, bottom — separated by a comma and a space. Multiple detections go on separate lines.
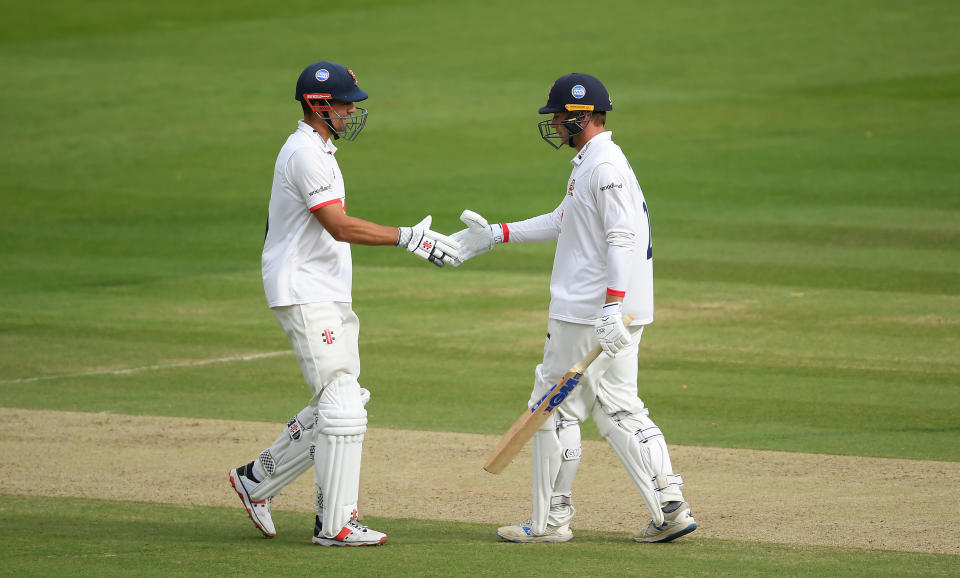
2, 408, 955, 555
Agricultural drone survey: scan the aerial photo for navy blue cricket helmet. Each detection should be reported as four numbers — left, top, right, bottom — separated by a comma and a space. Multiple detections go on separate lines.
538, 73, 612, 114
537, 73, 612, 149
296, 61, 369, 141
295, 61, 368, 104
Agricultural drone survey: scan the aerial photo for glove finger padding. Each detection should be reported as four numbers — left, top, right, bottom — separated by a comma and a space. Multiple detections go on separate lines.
460, 209, 489, 230
595, 302, 630, 355
400, 215, 460, 267
411, 229, 460, 267
450, 209, 495, 266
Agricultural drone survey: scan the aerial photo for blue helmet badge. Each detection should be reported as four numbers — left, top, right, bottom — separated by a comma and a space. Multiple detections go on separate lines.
571, 84, 586, 99
315, 68, 330, 82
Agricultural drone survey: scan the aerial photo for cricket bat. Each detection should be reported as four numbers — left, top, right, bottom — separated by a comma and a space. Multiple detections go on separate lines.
483, 314, 634, 474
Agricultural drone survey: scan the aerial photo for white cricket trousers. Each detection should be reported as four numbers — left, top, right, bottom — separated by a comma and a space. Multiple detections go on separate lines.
530, 318, 648, 420
272, 302, 361, 404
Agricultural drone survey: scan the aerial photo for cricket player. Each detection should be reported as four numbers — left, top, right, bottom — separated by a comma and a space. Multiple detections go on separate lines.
228, 61, 459, 546
451, 73, 696, 543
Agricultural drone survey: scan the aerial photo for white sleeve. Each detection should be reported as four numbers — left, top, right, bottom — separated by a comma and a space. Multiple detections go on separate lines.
287, 149, 339, 212
593, 162, 636, 298
501, 204, 563, 243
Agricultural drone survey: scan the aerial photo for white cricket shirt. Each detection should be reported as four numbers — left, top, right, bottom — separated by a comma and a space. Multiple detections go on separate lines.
262, 120, 351, 307
508, 132, 653, 326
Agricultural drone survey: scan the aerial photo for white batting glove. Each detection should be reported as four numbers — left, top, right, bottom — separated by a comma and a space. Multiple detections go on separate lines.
397, 215, 460, 267
449, 210, 499, 266
595, 302, 631, 356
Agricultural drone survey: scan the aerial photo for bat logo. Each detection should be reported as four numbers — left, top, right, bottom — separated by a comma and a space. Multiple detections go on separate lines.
530, 374, 582, 414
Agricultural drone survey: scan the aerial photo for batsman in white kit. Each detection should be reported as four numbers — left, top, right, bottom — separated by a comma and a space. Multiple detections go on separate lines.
228, 60, 459, 546
452, 73, 696, 543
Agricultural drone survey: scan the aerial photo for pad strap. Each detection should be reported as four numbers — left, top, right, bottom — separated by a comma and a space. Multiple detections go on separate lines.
654, 474, 684, 492
550, 493, 572, 508
634, 426, 663, 443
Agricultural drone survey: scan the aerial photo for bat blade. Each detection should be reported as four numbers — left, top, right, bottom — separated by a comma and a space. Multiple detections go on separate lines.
482, 370, 584, 474
482, 314, 633, 474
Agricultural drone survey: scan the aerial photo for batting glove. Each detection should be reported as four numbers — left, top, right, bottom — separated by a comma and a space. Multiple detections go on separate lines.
449, 210, 500, 266
595, 302, 631, 355
397, 215, 460, 267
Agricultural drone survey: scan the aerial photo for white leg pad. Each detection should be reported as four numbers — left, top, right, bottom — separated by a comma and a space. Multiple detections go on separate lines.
549, 418, 581, 528
313, 375, 367, 538
248, 387, 371, 502
249, 405, 316, 501
593, 405, 685, 527
531, 415, 582, 534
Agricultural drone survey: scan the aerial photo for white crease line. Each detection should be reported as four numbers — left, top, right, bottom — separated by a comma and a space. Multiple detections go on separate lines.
1, 323, 537, 386
0, 351, 293, 385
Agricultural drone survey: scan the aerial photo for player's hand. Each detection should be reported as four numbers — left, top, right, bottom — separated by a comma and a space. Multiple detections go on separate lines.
397, 215, 460, 267
595, 302, 631, 355
450, 210, 496, 266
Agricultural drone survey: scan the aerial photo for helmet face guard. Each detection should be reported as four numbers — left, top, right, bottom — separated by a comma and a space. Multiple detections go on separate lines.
303, 93, 368, 141
538, 104, 594, 150
537, 73, 611, 150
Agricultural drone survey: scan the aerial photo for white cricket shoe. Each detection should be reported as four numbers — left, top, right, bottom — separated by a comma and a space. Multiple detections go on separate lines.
633, 501, 697, 543
229, 463, 276, 538
497, 518, 573, 543
313, 515, 388, 546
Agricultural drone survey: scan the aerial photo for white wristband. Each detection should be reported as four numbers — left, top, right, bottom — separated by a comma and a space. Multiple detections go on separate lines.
491, 223, 506, 245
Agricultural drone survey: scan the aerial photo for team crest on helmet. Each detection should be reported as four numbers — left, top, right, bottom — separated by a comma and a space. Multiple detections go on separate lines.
315, 68, 330, 81
571, 84, 586, 99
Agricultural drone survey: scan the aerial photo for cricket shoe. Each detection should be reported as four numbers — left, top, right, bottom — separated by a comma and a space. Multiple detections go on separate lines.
312, 515, 388, 546
228, 462, 276, 538
633, 501, 697, 543
497, 519, 573, 543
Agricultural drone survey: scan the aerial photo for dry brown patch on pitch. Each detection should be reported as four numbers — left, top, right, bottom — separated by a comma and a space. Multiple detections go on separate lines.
852, 314, 959, 327
655, 299, 756, 324
1, 407, 956, 554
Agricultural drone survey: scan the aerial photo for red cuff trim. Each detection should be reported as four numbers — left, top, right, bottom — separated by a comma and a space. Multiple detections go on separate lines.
501, 222, 510, 243
309, 198, 342, 212
606, 288, 626, 298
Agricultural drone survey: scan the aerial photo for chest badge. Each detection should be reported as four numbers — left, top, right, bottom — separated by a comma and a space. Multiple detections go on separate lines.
567, 178, 576, 197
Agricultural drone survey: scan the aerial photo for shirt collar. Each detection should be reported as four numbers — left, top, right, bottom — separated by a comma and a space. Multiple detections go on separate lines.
571, 131, 612, 166
297, 119, 338, 155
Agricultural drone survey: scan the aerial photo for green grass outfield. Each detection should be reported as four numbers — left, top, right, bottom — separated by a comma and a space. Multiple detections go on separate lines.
2, 497, 955, 577
1, 0, 958, 575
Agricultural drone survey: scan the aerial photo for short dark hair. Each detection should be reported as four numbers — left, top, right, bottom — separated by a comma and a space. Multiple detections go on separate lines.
593, 111, 606, 126
301, 100, 312, 116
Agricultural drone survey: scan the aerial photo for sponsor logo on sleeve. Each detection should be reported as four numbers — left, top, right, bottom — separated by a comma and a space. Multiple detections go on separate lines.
308, 185, 332, 196
599, 182, 623, 192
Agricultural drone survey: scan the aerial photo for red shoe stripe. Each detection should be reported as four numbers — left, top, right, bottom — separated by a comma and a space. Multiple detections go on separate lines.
335, 526, 352, 541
